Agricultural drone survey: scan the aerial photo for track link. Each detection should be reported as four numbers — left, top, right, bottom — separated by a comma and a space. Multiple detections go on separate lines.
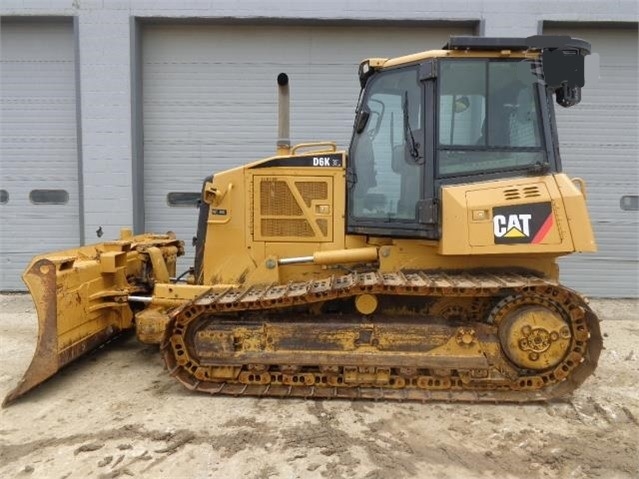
161, 271, 602, 402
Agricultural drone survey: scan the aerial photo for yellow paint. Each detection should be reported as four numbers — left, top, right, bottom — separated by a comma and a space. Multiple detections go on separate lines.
355, 294, 378, 315
10, 41, 601, 405
193, 148, 595, 287
313, 247, 378, 265
368, 49, 537, 70
504, 228, 526, 238
498, 306, 572, 370
441, 174, 579, 254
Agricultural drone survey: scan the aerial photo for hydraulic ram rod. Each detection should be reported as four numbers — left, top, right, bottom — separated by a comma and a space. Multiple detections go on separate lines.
278, 247, 378, 266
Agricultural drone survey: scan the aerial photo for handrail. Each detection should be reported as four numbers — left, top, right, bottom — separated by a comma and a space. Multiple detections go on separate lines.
571, 177, 587, 200
291, 142, 338, 155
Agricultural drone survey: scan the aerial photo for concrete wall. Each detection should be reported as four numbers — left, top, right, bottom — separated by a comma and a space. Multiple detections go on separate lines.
1, 0, 637, 244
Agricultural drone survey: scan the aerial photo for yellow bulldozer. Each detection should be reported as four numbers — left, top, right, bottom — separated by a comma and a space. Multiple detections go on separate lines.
4, 35, 601, 405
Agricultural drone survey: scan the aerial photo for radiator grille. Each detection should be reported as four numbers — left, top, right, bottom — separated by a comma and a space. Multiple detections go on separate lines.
255, 177, 332, 242
316, 219, 328, 236
260, 181, 302, 215
261, 218, 314, 237
295, 181, 328, 207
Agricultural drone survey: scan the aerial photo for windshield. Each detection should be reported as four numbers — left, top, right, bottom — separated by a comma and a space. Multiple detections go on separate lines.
349, 66, 422, 221
438, 60, 545, 177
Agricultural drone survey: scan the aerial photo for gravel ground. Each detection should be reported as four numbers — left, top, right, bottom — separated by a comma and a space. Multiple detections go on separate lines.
0, 294, 637, 479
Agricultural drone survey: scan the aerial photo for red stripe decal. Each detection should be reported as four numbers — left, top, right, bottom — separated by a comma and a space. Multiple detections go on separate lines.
532, 214, 554, 244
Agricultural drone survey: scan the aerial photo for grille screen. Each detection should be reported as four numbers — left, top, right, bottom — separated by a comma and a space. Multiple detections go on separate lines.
261, 218, 314, 237
255, 177, 332, 241
316, 219, 328, 236
295, 181, 328, 207
260, 181, 302, 215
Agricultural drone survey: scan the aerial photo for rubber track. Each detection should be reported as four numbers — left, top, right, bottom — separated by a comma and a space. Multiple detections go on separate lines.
161, 271, 602, 402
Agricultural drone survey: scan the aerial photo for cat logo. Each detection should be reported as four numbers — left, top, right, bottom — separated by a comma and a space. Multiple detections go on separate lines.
492, 202, 554, 244
493, 214, 532, 239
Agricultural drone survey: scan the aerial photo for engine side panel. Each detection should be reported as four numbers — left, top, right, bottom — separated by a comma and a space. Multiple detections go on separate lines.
439, 173, 595, 256
198, 151, 362, 286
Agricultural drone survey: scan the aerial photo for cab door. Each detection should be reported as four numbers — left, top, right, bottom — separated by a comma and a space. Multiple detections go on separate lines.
346, 64, 438, 239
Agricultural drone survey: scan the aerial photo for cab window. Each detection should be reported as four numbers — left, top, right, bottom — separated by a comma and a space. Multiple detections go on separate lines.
349, 67, 423, 221
438, 60, 545, 177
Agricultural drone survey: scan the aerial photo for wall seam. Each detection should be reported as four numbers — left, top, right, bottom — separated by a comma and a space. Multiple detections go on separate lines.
131, 16, 145, 234
73, 15, 85, 245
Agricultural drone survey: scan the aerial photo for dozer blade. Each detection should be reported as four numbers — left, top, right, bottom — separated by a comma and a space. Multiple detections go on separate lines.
3, 234, 183, 406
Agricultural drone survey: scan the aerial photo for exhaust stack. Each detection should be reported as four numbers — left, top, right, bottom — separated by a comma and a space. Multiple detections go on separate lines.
277, 72, 291, 155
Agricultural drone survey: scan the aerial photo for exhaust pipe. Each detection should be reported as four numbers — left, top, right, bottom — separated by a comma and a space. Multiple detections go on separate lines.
277, 72, 291, 155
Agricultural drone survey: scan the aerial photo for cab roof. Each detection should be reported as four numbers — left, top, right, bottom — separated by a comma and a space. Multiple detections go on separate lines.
364, 35, 591, 70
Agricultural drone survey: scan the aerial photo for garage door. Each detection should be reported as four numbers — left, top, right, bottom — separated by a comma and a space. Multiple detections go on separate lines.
141, 23, 474, 275
544, 26, 638, 297
0, 20, 80, 291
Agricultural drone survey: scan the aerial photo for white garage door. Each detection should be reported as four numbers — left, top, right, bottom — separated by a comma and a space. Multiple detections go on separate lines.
544, 26, 638, 297
0, 20, 80, 291
141, 23, 474, 274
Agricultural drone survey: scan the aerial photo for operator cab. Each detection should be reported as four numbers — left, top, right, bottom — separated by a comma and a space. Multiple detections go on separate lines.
347, 36, 590, 239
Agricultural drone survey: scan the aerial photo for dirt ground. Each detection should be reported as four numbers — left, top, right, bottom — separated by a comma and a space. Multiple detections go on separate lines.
0, 294, 637, 479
